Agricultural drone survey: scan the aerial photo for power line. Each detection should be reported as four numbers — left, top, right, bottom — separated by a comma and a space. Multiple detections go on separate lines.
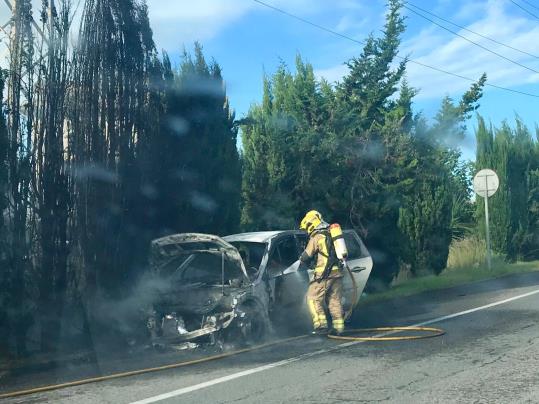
520, 0, 539, 12
403, 4, 539, 74
510, 0, 539, 20
252, 0, 539, 98
406, 1, 539, 60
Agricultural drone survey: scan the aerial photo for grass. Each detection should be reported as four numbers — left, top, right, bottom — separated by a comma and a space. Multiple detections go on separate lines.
360, 235, 539, 306
361, 260, 539, 305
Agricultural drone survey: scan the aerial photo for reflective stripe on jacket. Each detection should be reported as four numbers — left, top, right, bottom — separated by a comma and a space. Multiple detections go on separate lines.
301, 232, 341, 278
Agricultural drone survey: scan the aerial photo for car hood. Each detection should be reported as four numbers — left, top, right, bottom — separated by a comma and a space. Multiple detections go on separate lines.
150, 232, 249, 279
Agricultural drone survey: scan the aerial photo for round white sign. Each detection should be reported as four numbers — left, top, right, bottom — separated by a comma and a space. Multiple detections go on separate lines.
473, 169, 499, 198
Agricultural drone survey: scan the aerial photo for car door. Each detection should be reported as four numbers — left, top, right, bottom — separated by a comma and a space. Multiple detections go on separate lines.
341, 230, 373, 311
269, 234, 309, 309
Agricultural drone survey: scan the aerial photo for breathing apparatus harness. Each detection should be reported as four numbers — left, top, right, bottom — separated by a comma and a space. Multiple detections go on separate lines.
311, 227, 341, 282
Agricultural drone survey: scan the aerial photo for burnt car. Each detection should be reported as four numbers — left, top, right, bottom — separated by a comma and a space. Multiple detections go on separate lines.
146, 230, 372, 347
146, 233, 269, 347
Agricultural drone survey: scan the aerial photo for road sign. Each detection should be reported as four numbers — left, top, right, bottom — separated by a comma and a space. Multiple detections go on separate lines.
473, 169, 499, 270
473, 169, 499, 198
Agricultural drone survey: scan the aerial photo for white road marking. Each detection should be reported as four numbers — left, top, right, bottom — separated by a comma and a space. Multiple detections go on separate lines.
130, 287, 539, 404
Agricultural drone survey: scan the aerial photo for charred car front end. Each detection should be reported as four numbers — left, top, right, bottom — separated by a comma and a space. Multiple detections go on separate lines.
146, 233, 269, 347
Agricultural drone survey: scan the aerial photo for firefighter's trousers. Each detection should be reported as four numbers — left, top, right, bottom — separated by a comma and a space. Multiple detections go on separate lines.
306, 276, 344, 332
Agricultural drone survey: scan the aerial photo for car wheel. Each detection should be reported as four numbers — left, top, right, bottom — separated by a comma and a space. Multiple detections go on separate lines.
237, 303, 269, 344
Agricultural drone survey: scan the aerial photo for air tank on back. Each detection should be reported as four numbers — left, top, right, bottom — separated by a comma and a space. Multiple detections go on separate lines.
329, 223, 348, 260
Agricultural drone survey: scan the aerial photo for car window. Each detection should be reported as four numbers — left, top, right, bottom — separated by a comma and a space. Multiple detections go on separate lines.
277, 236, 300, 267
343, 231, 369, 259
295, 233, 306, 249
266, 236, 299, 278
228, 241, 266, 271
266, 248, 283, 278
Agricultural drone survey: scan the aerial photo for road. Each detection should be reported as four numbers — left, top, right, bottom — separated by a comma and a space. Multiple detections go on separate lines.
3, 271, 539, 403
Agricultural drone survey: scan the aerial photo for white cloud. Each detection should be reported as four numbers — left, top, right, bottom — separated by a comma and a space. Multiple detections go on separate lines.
146, 0, 371, 51
335, 14, 368, 33
146, 0, 254, 51
315, 63, 349, 83
315, 0, 539, 100
404, 0, 539, 99
336, 15, 354, 33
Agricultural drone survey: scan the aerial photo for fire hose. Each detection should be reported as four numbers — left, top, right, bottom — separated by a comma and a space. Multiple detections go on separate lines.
326, 263, 445, 341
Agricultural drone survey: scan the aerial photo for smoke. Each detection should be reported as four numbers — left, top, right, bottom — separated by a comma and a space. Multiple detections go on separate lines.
88, 270, 173, 343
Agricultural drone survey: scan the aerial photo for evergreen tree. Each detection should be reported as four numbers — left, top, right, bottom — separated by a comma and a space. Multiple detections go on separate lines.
34, 0, 73, 353
69, 0, 156, 298
0, 71, 9, 350
151, 44, 241, 236
328, 0, 411, 283
526, 139, 539, 259
491, 124, 512, 256
507, 118, 533, 259
241, 57, 331, 231
398, 77, 485, 275
475, 117, 539, 261
336, 0, 406, 132
5, 0, 36, 357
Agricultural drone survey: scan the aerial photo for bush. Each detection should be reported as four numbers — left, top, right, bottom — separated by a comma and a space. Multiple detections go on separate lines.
446, 235, 506, 270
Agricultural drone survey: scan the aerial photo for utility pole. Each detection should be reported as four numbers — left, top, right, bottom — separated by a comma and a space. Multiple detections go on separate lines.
2, 0, 48, 43
1, 0, 49, 75
483, 175, 492, 270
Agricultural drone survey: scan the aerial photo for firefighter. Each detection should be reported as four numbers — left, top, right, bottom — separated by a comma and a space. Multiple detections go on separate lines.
299, 210, 345, 335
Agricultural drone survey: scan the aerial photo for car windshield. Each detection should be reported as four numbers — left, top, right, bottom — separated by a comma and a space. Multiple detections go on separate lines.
160, 251, 245, 286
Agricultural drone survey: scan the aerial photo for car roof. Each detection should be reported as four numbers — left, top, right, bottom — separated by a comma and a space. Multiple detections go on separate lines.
223, 230, 303, 243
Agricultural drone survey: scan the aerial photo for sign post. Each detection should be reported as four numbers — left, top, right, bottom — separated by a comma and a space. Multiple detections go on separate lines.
473, 169, 499, 270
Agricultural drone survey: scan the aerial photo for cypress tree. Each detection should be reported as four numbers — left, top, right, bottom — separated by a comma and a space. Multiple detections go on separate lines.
526, 138, 539, 259
5, 0, 35, 357
0, 71, 9, 349
69, 0, 156, 297
153, 44, 241, 236
476, 117, 539, 261
241, 56, 330, 231
488, 123, 512, 257
398, 76, 485, 275
507, 118, 533, 260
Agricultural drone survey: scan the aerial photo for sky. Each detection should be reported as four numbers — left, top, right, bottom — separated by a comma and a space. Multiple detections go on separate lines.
143, 0, 539, 159
0, 0, 537, 159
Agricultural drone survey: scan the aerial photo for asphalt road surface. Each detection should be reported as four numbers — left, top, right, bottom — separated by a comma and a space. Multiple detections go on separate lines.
4, 271, 539, 403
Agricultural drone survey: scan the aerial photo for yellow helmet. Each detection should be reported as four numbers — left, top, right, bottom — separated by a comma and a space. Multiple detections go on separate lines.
300, 210, 323, 235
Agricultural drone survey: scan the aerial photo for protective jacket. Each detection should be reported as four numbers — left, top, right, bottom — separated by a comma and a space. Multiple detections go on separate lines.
300, 224, 343, 281
300, 222, 345, 333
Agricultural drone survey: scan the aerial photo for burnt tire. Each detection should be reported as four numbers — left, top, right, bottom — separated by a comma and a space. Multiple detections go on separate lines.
236, 303, 269, 345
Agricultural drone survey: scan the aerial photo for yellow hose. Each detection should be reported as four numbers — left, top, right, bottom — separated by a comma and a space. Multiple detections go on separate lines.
340, 265, 445, 341
0, 334, 308, 400
327, 326, 445, 341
